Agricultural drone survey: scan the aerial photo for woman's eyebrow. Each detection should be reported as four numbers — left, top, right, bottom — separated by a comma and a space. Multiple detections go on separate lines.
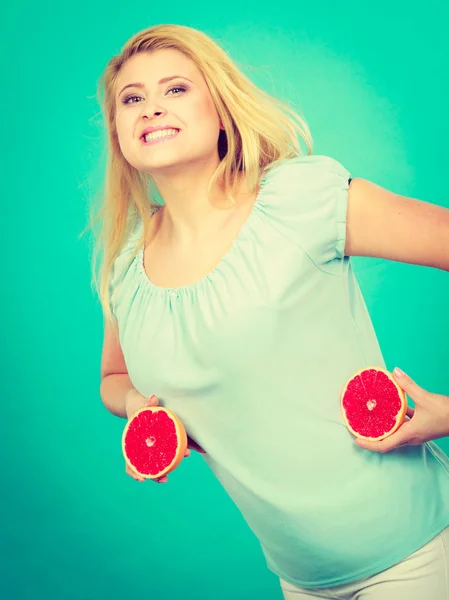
117, 75, 193, 97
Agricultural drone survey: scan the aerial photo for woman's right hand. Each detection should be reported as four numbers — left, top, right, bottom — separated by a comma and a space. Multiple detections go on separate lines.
124, 389, 206, 484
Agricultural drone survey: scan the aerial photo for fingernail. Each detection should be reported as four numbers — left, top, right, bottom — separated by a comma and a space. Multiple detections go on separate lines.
394, 367, 404, 377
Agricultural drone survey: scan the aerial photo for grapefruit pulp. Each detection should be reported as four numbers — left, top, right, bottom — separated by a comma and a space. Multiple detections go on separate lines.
122, 406, 188, 479
340, 367, 407, 441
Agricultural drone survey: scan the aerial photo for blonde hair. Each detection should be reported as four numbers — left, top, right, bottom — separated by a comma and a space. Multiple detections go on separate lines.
83, 24, 313, 324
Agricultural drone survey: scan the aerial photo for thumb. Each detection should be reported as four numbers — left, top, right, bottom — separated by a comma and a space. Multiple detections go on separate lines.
147, 394, 159, 406
393, 368, 424, 403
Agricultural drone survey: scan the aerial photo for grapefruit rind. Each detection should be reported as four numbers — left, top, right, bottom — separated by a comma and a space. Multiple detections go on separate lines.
340, 366, 407, 442
122, 406, 188, 479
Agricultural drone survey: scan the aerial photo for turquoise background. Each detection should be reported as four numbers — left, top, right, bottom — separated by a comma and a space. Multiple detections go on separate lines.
2, 1, 448, 599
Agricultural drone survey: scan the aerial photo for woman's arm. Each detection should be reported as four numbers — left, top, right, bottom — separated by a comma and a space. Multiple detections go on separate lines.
99, 319, 207, 455
100, 318, 143, 419
344, 178, 449, 450
345, 178, 449, 270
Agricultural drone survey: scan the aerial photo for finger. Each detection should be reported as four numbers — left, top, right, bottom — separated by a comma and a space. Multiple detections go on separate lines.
147, 394, 159, 406
127, 471, 145, 482
155, 475, 168, 484
187, 436, 207, 454
393, 368, 426, 403
406, 406, 415, 418
354, 421, 415, 453
126, 464, 145, 482
184, 448, 191, 457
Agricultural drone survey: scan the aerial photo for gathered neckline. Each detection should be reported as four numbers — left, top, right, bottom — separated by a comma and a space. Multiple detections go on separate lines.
135, 167, 272, 296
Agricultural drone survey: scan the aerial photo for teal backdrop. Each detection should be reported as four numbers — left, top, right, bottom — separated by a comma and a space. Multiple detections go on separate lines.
2, 1, 448, 599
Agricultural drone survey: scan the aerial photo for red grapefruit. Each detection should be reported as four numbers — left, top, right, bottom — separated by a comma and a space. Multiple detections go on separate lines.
122, 406, 188, 479
340, 367, 407, 441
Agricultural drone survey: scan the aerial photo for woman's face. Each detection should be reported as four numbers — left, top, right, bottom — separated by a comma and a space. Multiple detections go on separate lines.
114, 49, 223, 176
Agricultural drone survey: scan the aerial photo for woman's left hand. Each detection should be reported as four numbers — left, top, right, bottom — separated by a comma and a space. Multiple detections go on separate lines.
355, 368, 449, 453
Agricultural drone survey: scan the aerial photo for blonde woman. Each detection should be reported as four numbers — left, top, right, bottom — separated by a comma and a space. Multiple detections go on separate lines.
91, 24, 449, 600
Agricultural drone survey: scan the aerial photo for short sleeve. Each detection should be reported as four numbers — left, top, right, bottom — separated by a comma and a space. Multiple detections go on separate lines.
108, 217, 144, 319
260, 155, 351, 268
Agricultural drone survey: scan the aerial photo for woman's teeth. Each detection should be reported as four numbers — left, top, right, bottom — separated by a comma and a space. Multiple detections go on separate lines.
144, 129, 179, 143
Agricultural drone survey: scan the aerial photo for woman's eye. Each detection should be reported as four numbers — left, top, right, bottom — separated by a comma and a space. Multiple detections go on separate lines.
123, 86, 186, 105
123, 95, 142, 104
167, 86, 186, 95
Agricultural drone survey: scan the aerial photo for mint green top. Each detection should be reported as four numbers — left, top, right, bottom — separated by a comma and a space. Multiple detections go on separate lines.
109, 155, 449, 589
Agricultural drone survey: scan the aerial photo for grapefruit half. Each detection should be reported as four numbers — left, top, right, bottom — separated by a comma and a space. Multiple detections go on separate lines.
340, 367, 407, 441
122, 406, 188, 479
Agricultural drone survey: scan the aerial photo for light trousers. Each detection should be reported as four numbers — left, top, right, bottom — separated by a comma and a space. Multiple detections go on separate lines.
280, 526, 449, 600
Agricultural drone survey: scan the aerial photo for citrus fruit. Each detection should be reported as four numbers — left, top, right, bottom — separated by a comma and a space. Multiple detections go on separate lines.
340, 366, 407, 441
122, 406, 188, 479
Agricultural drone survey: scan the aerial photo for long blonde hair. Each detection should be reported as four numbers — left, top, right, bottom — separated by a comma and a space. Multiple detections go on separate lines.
83, 24, 313, 323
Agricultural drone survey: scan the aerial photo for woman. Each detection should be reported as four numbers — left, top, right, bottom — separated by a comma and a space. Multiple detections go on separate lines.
92, 24, 449, 599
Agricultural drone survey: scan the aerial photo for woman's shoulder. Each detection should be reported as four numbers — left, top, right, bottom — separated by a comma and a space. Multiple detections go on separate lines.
117, 205, 161, 256
258, 153, 351, 219
262, 154, 350, 191
110, 208, 154, 282
256, 154, 352, 267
